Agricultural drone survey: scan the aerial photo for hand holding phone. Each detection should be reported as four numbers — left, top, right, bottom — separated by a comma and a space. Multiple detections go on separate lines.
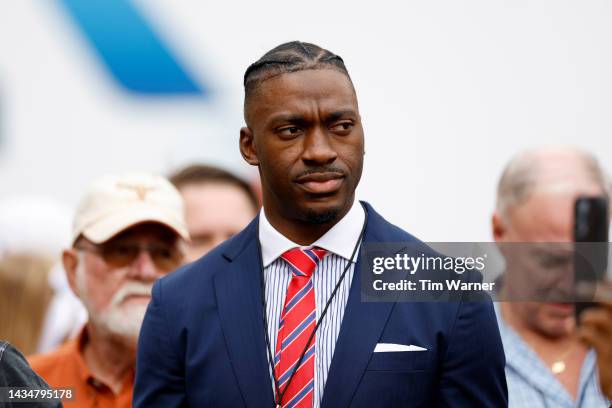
574, 196, 609, 320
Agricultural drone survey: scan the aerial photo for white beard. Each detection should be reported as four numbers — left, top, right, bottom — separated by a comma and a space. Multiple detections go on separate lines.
75, 264, 153, 347
96, 299, 149, 344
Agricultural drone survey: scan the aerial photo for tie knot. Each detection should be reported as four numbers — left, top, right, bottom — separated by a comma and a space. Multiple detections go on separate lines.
281, 247, 327, 277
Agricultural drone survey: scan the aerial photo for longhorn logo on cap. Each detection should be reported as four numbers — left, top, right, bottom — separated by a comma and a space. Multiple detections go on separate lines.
116, 182, 157, 201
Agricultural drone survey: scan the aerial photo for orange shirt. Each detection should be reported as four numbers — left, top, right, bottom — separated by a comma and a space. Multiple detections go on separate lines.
28, 329, 134, 408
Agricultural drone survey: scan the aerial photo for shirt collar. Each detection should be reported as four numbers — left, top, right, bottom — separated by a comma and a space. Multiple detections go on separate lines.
493, 303, 600, 404
75, 325, 135, 392
258, 201, 365, 267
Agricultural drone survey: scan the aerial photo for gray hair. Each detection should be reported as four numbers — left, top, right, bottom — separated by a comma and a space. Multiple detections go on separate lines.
496, 147, 610, 219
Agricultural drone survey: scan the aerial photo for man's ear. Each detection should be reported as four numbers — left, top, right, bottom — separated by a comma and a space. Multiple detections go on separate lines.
240, 127, 260, 166
62, 248, 80, 297
492, 212, 506, 242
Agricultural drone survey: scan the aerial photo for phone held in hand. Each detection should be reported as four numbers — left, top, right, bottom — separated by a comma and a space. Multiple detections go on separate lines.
574, 196, 609, 321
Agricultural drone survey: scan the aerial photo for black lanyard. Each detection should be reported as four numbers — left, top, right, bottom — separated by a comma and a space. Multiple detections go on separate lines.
257, 202, 368, 408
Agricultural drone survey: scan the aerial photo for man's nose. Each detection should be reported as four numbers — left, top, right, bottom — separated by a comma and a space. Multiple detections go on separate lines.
301, 127, 337, 165
129, 250, 159, 280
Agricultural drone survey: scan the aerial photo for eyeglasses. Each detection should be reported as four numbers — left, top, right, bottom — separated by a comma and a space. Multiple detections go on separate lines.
75, 242, 183, 271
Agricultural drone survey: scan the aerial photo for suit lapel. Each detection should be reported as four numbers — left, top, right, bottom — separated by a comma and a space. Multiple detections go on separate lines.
321, 203, 396, 408
214, 218, 275, 408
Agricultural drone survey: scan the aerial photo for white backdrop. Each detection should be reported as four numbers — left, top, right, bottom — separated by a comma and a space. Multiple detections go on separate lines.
1, 0, 610, 241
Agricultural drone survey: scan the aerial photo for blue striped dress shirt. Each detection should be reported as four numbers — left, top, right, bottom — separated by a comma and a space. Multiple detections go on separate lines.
258, 202, 365, 408
494, 304, 610, 407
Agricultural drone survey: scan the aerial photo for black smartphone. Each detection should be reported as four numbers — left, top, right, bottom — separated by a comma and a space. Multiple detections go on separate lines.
574, 196, 609, 320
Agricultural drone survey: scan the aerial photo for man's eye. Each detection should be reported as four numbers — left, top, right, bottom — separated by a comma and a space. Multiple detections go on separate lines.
103, 244, 135, 260
331, 122, 353, 132
153, 248, 173, 259
113, 245, 133, 256
278, 127, 301, 137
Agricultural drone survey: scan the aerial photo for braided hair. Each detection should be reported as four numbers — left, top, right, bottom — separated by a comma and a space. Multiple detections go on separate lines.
243, 41, 352, 99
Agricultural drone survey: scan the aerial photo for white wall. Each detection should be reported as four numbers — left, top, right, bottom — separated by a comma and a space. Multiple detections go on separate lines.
1, 0, 611, 241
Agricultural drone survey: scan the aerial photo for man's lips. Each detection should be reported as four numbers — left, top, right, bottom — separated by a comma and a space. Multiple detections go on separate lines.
542, 302, 575, 318
295, 173, 345, 194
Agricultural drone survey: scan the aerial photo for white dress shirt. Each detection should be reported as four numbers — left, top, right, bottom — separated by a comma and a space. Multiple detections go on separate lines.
258, 201, 366, 407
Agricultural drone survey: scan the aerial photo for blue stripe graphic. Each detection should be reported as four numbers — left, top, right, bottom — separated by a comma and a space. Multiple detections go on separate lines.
304, 249, 320, 264
293, 268, 306, 277
284, 280, 312, 315
277, 345, 315, 386
59, 0, 205, 95
285, 379, 315, 408
281, 310, 316, 350
284, 260, 307, 277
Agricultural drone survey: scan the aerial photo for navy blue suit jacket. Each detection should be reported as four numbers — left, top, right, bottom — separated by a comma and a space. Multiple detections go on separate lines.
134, 202, 507, 407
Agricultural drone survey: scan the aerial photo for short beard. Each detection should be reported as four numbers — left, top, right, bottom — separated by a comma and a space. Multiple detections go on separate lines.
94, 302, 148, 348
75, 264, 152, 349
304, 208, 341, 225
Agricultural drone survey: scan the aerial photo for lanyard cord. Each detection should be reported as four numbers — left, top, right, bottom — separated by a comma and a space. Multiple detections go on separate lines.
258, 203, 368, 407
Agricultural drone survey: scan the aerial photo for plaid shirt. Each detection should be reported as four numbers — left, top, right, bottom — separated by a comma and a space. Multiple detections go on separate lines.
495, 304, 609, 407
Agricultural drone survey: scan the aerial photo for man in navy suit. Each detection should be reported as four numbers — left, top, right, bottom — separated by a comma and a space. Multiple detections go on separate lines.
134, 41, 508, 407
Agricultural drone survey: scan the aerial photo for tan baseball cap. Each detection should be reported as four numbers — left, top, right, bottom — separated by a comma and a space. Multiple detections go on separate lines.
72, 172, 189, 245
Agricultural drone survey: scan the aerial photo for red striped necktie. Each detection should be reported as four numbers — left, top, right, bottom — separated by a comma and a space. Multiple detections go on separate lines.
274, 247, 327, 408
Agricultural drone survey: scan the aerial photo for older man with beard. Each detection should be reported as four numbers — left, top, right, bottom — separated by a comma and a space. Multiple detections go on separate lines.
29, 173, 188, 408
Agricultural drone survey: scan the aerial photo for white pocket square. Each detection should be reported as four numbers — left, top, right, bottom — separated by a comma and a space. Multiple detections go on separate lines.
374, 343, 428, 352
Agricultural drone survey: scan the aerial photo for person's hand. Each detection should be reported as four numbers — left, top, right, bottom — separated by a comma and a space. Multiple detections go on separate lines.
578, 281, 612, 399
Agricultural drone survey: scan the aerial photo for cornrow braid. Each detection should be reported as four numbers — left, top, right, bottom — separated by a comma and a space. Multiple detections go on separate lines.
243, 41, 352, 97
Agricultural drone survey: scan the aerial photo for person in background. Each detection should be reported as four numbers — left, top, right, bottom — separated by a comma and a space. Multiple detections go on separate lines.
0, 254, 54, 355
492, 146, 610, 407
169, 164, 259, 262
29, 173, 188, 408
